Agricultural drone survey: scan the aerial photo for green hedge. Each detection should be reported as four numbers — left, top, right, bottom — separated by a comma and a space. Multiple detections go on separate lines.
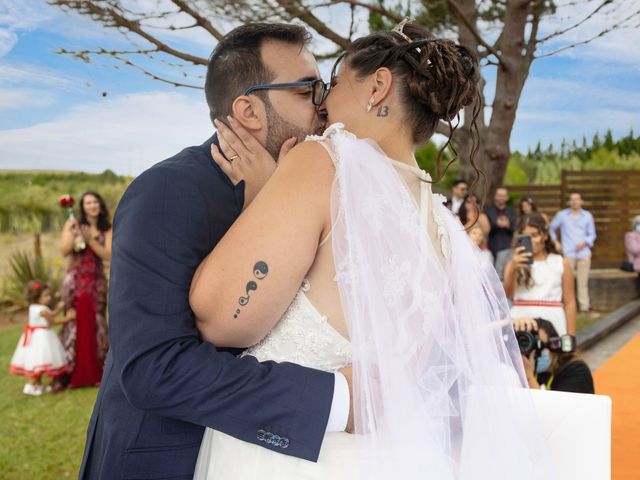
0, 170, 131, 233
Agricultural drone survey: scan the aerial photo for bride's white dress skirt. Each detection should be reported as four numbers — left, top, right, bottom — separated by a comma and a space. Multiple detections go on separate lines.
194, 289, 354, 479
197, 430, 365, 479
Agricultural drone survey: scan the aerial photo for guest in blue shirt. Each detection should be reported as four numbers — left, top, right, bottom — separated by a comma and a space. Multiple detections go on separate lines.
549, 192, 596, 312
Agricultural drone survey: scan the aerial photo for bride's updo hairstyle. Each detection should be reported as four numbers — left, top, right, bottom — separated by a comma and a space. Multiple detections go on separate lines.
338, 20, 482, 180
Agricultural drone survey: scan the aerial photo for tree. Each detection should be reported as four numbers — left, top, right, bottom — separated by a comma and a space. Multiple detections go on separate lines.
604, 129, 615, 151
592, 131, 601, 149
50, 0, 640, 200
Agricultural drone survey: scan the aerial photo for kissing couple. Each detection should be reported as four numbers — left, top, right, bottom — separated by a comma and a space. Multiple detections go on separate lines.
79, 20, 552, 479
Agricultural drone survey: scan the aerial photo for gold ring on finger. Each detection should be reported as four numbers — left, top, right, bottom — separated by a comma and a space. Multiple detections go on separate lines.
228, 154, 239, 162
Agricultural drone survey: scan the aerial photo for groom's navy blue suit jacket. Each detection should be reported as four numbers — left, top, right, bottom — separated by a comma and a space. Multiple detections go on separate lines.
79, 135, 335, 479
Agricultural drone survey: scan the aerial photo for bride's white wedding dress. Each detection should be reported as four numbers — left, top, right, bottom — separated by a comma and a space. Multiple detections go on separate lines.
194, 124, 554, 479
194, 286, 359, 479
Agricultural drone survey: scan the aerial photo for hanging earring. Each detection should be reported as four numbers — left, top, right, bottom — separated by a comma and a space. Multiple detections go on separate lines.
366, 96, 375, 113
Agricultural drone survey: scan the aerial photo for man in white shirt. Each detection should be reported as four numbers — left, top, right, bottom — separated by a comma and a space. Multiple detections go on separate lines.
550, 192, 597, 312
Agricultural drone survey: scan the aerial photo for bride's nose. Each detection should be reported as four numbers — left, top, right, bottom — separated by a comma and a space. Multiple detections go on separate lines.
316, 103, 328, 118
315, 105, 329, 131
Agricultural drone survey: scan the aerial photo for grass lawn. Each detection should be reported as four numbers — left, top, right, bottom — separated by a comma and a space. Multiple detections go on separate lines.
0, 325, 97, 479
0, 299, 610, 478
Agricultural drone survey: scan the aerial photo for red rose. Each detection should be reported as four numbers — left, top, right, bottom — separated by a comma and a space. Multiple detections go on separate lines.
59, 194, 76, 220
59, 194, 75, 208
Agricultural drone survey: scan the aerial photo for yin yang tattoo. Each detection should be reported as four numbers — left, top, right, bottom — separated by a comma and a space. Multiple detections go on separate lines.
234, 261, 269, 319
253, 261, 268, 279
238, 281, 257, 306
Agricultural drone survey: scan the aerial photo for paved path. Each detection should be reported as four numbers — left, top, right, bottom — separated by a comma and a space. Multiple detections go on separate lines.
591, 333, 640, 479
582, 314, 640, 371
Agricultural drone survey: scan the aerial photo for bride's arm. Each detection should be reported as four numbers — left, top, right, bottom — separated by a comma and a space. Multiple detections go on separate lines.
190, 141, 333, 348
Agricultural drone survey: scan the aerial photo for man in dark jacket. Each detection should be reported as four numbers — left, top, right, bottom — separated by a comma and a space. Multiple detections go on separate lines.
79, 23, 352, 479
484, 186, 517, 279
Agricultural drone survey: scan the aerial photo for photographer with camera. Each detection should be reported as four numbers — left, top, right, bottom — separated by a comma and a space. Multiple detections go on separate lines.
504, 212, 577, 336
514, 317, 594, 394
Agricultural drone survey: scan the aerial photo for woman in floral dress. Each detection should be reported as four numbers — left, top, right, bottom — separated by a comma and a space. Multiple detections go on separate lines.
55, 191, 111, 390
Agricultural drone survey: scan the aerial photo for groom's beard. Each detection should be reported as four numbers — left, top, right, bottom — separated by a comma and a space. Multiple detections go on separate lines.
264, 101, 319, 160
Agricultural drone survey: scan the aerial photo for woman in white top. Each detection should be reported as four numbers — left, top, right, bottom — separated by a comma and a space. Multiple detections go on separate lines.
504, 212, 577, 336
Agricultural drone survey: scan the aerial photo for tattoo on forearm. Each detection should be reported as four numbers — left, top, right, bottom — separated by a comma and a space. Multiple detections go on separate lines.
234, 261, 269, 319
376, 106, 389, 117
253, 261, 268, 279
238, 281, 257, 306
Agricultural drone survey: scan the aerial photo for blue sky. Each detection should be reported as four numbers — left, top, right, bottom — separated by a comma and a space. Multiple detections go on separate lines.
1, 0, 639, 175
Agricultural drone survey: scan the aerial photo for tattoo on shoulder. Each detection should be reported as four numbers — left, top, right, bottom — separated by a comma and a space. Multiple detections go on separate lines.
376, 106, 389, 117
234, 261, 269, 319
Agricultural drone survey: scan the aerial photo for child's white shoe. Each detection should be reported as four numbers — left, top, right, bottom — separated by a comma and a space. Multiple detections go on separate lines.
23, 384, 43, 396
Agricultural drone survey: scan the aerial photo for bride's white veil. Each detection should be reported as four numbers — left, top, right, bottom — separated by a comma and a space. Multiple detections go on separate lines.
322, 124, 554, 479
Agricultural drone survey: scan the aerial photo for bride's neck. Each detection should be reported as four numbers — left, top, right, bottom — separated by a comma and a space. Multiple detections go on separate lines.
374, 129, 417, 169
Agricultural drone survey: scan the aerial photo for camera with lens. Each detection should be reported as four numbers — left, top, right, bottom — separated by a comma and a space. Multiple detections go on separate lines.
515, 318, 576, 356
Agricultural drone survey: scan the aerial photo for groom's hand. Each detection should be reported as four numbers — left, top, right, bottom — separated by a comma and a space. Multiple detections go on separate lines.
211, 116, 297, 209
339, 366, 355, 433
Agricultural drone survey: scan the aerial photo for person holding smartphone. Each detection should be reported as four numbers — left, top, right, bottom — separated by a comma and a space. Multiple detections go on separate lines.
504, 212, 577, 336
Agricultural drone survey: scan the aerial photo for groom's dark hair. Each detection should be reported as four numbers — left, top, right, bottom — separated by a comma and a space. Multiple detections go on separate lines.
205, 23, 311, 123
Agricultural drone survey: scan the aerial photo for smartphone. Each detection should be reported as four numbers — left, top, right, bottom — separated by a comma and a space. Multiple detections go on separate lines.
515, 234, 534, 265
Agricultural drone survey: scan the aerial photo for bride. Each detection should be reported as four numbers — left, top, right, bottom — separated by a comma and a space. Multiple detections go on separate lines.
190, 20, 553, 479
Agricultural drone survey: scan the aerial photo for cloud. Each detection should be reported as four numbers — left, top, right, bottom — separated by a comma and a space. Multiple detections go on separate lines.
0, 0, 54, 57
0, 62, 79, 89
511, 104, 640, 152
0, 62, 85, 114
511, 70, 640, 151
518, 76, 640, 111
0, 88, 56, 110
0, 28, 17, 57
0, 90, 213, 175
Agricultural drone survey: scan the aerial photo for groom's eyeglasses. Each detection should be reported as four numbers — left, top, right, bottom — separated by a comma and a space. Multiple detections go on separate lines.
243, 79, 330, 106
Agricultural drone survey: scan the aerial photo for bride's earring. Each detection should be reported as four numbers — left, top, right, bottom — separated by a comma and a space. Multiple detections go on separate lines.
366, 96, 375, 113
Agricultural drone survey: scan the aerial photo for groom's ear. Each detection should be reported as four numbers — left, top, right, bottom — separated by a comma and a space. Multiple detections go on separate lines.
231, 96, 265, 132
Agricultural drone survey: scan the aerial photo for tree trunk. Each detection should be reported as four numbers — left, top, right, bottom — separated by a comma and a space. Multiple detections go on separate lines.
480, 0, 531, 203
34, 233, 42, 259
454, 0, 484, 186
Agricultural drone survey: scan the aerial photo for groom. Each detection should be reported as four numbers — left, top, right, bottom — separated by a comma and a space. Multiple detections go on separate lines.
79, 23, 352, 479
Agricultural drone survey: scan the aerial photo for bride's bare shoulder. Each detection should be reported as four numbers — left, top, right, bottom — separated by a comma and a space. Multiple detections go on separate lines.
278, 137, 336, 176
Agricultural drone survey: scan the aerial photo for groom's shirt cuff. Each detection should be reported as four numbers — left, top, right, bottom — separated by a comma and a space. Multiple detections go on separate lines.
326, 372, 349, 432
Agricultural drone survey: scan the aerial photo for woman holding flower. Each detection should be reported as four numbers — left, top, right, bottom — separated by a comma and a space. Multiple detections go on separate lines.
55, 191, 111, 390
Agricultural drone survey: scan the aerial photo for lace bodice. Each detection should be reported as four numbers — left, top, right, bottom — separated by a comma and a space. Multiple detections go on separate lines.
242, 281, 351, 372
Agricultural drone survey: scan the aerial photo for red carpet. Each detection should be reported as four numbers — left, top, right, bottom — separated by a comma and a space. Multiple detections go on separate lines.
593, 334, 640, 480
